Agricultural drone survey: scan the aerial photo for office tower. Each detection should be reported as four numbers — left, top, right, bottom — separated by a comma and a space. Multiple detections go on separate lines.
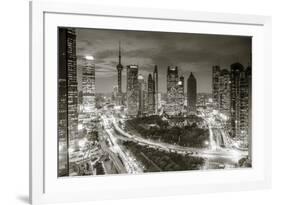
116, 42, 123, 105
58, 28, 78, 141
187, 72, 197, 114
178, 75, 185, 112
166, 66, 179, 115
112, 85, 118, 102
82, 57, 95, 114
240, 67, 250, 139
245, 65, 252, 159
153, 65, 158, 114
157, 93, 162, 109
138, 74, 146, 117
58, 79, 67, 140
127, 65, 139, 117
218, 69, 231, 117
230, 63, 243, 138
212, 65, 221, 109
148, 74, 154, 114
58, 28, 78, 176
230, 62, 250, 140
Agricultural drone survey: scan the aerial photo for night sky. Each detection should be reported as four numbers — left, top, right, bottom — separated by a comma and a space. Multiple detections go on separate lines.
75, 28, 251, 94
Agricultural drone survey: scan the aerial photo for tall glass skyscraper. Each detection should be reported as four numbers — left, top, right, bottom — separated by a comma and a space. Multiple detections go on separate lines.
230, 62, 251, 140
187, 72, 197, 114
166, 66, 179, 115
153, 65, 158, 114
82, 58, 95, 114
127, 65, 139, 117
138, 74, 146, 117
58, 28, 78, 176
212, 65, 221, 109
148, 74, 154, 114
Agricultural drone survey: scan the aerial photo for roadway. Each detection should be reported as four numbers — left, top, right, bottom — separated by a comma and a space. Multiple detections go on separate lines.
102, 113, 248, 168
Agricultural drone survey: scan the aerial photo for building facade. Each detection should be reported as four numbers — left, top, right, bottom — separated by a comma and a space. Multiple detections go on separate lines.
82, 58, 95, 114
218, 69, 231, 117
58, 28, 79, 176
147, 73, 154, 114
246, 65, 252, 159
153, 65, 158, 114
187, 72, 197, 114
138, 74, 146, 117
127, 65, 139, 117
212, 65, 221, 109
165, 66, 179, 115
178, 75, 185, 112
230, 62, 251, 140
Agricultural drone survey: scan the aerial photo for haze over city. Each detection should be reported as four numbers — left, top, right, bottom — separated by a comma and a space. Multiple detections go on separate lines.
76, 28, 252, 93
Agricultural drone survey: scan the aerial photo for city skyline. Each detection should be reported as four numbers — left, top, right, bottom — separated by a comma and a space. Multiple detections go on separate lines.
58, 27, 252, 177
76, 28, 252, 93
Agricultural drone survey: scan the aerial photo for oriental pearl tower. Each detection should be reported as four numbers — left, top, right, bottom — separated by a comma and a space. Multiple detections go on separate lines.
116, 41, 123, 105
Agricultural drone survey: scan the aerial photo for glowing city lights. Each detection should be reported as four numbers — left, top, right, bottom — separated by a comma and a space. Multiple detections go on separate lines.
85, 55, 94, 61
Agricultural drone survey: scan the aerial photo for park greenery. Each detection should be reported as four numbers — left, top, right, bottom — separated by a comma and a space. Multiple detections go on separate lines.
125, 115, 209, 148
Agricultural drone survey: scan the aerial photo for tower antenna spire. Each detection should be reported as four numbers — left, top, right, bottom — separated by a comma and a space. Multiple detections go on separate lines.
119, 41, 121, 64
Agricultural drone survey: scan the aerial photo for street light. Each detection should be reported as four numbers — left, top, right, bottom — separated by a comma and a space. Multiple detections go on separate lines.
85, 55, 94, 61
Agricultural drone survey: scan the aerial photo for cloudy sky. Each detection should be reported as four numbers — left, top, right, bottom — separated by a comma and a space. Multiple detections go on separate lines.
75, 28, 251, 93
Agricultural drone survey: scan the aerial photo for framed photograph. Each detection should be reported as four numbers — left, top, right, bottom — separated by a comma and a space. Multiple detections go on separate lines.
30, 1, 271, 204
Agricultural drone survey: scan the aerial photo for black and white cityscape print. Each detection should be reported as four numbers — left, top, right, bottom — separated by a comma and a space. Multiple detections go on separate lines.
58, 27, 252, 177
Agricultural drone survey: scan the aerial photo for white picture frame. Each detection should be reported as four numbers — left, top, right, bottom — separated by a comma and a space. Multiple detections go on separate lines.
30, 1, 272, 204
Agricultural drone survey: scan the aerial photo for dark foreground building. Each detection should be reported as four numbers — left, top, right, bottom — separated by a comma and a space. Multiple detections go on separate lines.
58, 28, 78, 176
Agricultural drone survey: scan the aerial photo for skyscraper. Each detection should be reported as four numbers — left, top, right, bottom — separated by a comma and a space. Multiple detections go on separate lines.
153, 65, 158, 114
187, 72, 197, 114
112, 85, 118, 102
178, 75, 185, 112
58, 28, 78, 176
212, 65, 221, 109
218, 69, 231, 117
127, 65, 139, 117
166, 66, 179, 115
58, 79, 67, 140
240, 67, 250, 139
138, 74, 146, 117
148, 74, 154, 114
245, 65, 252, 159
82, 57, 95, 114
230, 62, 249, 139
116, 42, 123, 105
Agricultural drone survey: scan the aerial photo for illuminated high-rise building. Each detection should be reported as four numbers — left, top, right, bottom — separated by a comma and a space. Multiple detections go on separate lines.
218, 69, 231, 117
127, 65, 139, 117
58, 28, 78, 141
148, 74, 154, 114
112, 85, 118, 102
138, 74, 146, 117
212, 65, 221, 109
58, 79, 67, 140
178, 75, 185, 112
230, 62, 250, 140
82, 57, 95, 114
165, 66, 179, 115
58, 28, 78, 176
153, 65, 158, 114
240, 66, 250, 140
187, 72, 197, 114
245, 65, 252, 159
